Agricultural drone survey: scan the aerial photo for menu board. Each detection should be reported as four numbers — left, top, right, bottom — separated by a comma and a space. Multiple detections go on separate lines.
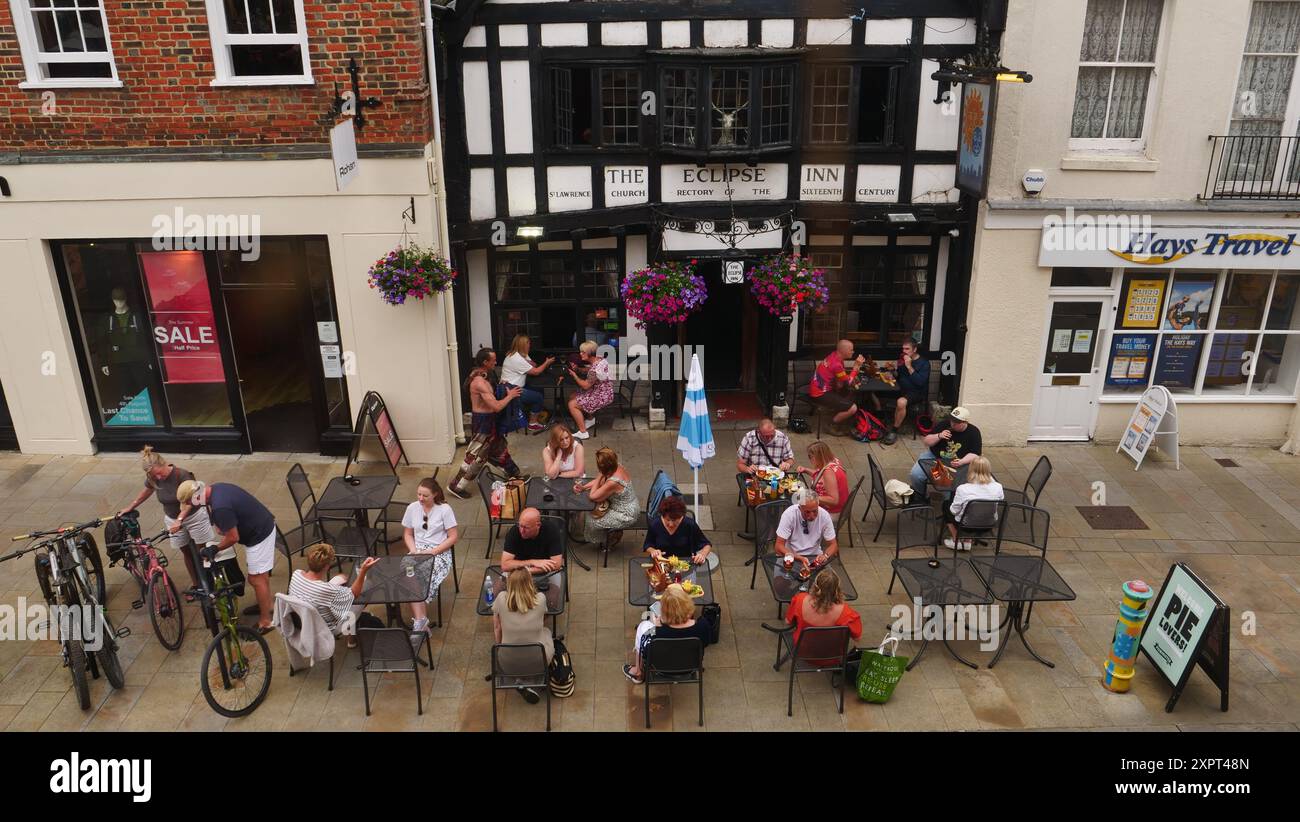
1117, 385, 1176, 470
1122, 278, 1166, 328
1138, 563, 1230, 713
1106, 333, 1156, 387
1153, 333, 1203, 389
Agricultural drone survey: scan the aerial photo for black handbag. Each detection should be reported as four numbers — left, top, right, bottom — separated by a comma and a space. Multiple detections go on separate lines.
548, 638, 575, 698
701, 603, 722, 645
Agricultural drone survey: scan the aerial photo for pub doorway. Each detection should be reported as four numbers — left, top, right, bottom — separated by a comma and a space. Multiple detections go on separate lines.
681, 259, 760, 418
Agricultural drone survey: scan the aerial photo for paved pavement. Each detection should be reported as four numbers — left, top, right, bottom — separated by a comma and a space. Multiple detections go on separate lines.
0, 417, 1298, 732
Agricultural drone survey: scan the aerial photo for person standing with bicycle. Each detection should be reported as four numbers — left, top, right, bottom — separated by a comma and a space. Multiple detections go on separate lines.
120, 446, 211, 600
177, 479, 277, 634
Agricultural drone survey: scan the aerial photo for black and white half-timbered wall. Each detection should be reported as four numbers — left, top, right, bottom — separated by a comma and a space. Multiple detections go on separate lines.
441, 0, 1007, 413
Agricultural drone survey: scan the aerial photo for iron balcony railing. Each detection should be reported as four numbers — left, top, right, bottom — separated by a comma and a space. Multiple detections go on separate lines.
1203, 134, 1300, 201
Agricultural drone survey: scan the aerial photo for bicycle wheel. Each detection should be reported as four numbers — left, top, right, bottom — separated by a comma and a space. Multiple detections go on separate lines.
147, 572, 184, 651
66, 640, 91, 710
79, 535, 107, 607
200, 624, 271, 718
93, 618, 125, 690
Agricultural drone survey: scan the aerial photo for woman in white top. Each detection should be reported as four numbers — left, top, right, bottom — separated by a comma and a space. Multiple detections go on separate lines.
402, 477, 459, 633
502, 334, 555, 433
945, 456, 1003, 551
542, 423, 585, 479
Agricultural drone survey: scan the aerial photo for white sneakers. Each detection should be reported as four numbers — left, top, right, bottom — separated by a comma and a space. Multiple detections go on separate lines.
943, 538, 973, 551
573, 430, 590, 440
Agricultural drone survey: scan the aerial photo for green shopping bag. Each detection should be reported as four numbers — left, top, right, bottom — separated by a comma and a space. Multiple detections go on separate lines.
856, 635, 908, 704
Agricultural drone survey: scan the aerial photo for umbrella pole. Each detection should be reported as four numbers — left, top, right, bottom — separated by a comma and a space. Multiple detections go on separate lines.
693, 466, 700, 513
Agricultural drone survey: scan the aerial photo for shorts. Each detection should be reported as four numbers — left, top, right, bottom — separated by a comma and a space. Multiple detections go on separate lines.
901, 391, 926, 408
810, 391, 854, 413
243, 528, 277, 575
166, 507, 215, 554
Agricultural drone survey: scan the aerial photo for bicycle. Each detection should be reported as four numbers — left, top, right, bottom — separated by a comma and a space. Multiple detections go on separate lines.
0, 517, 127, 710
188, 542, 271, 717
104, 511, 184, 651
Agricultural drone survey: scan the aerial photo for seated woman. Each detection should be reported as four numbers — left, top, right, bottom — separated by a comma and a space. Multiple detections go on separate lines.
401, 477, 459, 634
643, 494, 711, 565
492, 568, 554, 704
785, 569, 861, 666
565, 341, 613, 440
945, 455, 1003, 551
501, 334, 555, 433
577, 446, 640, 548
541, 423, 585, 480
624, 583, 713, 684
796, 440, 849, 516
288, 543, 379, 647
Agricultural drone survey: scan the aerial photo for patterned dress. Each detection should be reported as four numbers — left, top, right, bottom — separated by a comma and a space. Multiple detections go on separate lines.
574, 357, 614, 415
583, 474, 640, 543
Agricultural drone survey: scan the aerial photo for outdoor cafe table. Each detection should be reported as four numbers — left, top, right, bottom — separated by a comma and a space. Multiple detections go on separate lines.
759, 553, 857, 618
476, 565, 567, 638
968, 554, 1076, 669
627, 556, 715, 608
890, 556, 994, 670
355, 553, 435, 630
738, 471, 800, 541
526, 475, 595, 571
315, 474, 399, 529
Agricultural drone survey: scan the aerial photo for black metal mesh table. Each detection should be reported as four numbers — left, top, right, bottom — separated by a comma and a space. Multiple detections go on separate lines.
476, 565, 567, 637
969, 554, 1076, 668
526, 477, 594, 570
627, 557, 714, 607
356, 554, 435, 627
760, 553, 857, 618
317, 475, 400, 514
891, 556, 993, 670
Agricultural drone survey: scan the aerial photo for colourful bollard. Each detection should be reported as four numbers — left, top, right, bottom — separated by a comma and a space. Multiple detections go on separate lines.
1101, 580, 1154, 693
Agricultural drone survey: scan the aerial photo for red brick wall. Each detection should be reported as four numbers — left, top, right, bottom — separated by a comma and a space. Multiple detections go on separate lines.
0, 1, 433, 153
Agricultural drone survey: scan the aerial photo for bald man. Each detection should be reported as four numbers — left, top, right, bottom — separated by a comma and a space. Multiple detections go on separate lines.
502, 508, 565, 573
809, 339, 864, 432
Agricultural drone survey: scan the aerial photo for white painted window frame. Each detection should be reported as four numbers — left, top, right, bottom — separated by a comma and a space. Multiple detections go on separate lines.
10, 0, 122, 89
204, 0, 313, 86
1067, 0, 1168, 154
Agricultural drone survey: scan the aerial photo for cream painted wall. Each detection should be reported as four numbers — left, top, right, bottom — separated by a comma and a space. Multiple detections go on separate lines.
0, 156, 458, 463
1096, 402, 1293, 447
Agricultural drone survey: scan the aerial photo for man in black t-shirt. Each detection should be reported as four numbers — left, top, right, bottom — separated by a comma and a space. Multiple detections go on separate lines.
178, 479, 277, 632
502, 508, 564, 573
908, 406, 983, 496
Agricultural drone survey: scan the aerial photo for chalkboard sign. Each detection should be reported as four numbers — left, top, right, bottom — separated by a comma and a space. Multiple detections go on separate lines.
1138, 563, 1230, 713
345, 390, 409, 475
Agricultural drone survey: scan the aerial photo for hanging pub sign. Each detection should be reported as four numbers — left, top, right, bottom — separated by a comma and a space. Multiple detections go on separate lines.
1138, 563, 1230, 713
956, 80, 997, 198
724, 260, 745, 284
345, 390, 409, 475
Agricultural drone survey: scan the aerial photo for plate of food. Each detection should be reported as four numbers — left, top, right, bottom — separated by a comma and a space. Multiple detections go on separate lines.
665, 556, 692, 573
755, 467, 784, 483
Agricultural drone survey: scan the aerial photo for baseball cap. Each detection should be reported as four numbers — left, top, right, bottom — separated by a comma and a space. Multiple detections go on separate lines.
949, 406, 971, 422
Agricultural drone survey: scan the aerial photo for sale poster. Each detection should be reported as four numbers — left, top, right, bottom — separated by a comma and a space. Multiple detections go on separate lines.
139, 251, 226, 384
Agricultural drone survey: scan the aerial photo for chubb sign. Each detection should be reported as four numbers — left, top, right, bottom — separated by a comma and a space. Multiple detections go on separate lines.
1040, 217, 1300, 270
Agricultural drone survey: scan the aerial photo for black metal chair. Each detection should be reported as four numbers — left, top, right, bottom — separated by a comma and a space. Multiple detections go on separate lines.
358, 626, 433, 716
748, 499, 789, 589
996, 503, 1051, 628
642, 637, 704, 729
951, 499, 1004, 555
285, 463, 380, 559
791, 358, 818, 419
760, 621, 852, 716
860, 453, 910, 542
491, 643, 551, 732
279, 596, 340, 691
614, 380, 645, 431
890, 505, 942, 594
478, 470, 520, 560
834, 476, 864, 549
735, 472, 753, 533
275, 522, 327, 592
1003, 455, 1053, 509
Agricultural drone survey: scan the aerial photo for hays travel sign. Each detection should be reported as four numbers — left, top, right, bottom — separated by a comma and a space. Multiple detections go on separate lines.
1040, 222, 1300, 270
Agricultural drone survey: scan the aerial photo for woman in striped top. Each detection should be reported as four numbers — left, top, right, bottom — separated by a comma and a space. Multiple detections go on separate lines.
289, 543, 378, 646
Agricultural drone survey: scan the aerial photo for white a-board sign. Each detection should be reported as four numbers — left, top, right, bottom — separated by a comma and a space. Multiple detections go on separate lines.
1117, 385, 1179, 470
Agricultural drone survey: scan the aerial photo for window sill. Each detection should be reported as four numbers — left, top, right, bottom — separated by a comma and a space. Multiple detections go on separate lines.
210, 77, 315, 88
20, 79, 123, 90
1060, 154, 1159, 172
1099, 394, 1294, 404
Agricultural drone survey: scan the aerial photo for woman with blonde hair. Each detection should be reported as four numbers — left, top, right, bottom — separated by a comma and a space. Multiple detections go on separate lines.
945, 456, 1003, 551
119, 446, 211, 598
576, 446, 640, 547
623, 582, 714, 684
565, 340, 612, 439
501, 334, 555, 433
288, 543, 379, 647
784, 569, 862, 665
492, 568, 553, 702
542, 423, 585, 479
796, 440, 849, 515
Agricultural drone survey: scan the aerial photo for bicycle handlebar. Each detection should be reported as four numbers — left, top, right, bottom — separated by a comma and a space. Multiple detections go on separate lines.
10, 516, 111, 542
0, 538, 53, 563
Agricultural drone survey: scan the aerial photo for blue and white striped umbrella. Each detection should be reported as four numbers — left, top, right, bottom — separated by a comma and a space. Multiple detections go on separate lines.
676, 354, 715, 512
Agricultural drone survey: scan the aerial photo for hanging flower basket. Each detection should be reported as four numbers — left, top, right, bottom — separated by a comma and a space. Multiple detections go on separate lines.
745, 253, 830, 317
620, 259, 708, 330
367, 244, 457, 306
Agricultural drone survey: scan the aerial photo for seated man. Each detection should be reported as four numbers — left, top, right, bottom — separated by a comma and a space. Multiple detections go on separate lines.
807, 339, 864, 435
774, 488, 840, 571
908, 406, 983, 497
884, 339, 930, 437
502, 507, 564, 573
736, 418, 795, 475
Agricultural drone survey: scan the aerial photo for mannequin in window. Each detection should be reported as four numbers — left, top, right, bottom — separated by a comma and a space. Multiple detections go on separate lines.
100, 287, 155, 417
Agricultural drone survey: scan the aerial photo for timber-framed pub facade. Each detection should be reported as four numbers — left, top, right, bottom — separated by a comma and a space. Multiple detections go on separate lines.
442, 0, 1006, 415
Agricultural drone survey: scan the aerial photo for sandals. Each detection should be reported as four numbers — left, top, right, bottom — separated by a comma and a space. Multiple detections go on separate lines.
622, 664, 644, 684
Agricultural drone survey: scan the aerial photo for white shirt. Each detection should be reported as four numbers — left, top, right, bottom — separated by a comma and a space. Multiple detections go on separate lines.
501, 352, 533, 387
544, 445, 576, 474
776, 505, 836, 557
950, 481, 1004, 523
401, 501, 457, 550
